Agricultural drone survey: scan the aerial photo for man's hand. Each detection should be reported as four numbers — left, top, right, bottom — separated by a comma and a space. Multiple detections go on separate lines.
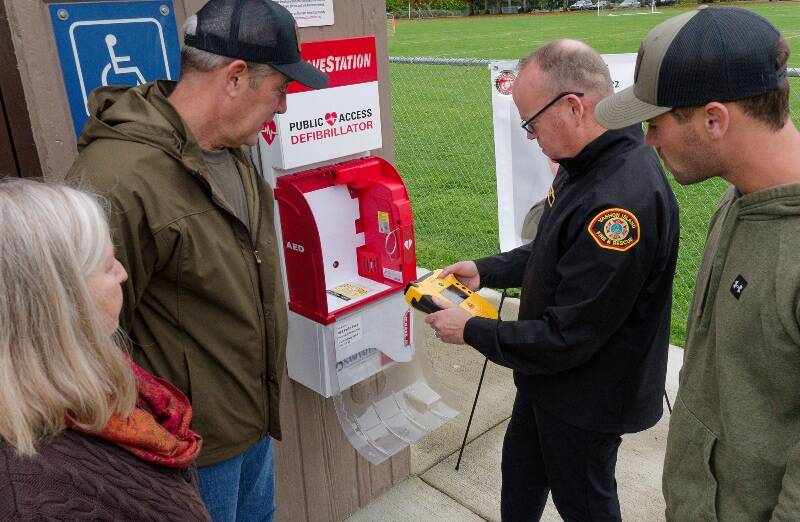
424, 296, 472, 345
439, 261, 480, 291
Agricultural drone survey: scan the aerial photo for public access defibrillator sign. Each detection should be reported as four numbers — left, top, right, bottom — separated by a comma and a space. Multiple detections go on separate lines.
261, 36, 381, 169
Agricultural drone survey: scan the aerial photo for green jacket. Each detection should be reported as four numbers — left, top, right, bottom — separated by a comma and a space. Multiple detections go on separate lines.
67, 81, 288, 467
663, 184, 800, 521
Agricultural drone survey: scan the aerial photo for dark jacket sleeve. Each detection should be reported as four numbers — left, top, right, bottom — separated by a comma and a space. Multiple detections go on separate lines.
464, 201, 656, 375
474, 241, 533, 290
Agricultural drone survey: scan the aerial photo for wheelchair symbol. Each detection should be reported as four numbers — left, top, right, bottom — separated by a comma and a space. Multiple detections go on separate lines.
101, 33, 145, 86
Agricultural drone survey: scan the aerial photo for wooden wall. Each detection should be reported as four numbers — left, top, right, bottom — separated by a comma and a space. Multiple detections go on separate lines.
0, 1, 41, 178
2, 0, 407, 519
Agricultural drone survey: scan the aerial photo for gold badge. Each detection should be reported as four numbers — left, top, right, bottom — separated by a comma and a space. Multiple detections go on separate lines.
547, 184, 556, 207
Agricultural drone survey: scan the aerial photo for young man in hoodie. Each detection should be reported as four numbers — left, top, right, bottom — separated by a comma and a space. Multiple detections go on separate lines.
596, 7, 800, 521
426, 39, 679, 521
66, 1, 327, 520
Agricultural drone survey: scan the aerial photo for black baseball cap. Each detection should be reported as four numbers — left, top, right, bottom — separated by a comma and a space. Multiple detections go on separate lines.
596, 7, 786, 129
185, 0, 329, 89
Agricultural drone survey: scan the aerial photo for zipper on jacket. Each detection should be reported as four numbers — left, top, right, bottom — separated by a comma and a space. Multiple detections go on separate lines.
252, 188, 272, 437
198, 168, 271, 432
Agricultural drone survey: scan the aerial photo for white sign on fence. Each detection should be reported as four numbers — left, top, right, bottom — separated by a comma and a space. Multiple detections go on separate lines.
490, 53, 638, 252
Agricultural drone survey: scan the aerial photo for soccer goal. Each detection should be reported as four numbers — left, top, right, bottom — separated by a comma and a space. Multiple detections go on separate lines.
597, 0, 659, 17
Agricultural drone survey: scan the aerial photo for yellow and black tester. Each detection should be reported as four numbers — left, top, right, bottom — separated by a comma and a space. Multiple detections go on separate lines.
404, 269, 498, 320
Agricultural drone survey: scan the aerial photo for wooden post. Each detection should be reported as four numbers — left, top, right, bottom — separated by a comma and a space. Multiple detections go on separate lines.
0, 0, 42, 178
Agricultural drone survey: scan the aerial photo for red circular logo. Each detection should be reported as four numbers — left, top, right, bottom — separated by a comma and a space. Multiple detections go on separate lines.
495, 70, 516, 95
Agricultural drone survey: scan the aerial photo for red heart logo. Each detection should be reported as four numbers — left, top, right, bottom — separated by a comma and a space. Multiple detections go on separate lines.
325, 112, 338, 126
260, 121, 277, 145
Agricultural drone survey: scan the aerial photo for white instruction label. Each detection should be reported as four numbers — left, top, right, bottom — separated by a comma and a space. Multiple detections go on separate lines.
383, 267, 402, 283
274, 0, 334, 27
336, 347, 381, 390
335, 316, 363, 351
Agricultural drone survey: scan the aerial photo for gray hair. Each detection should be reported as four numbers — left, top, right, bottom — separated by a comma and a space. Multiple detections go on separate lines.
0, 179, 136, 456
521, 39, 613, 98
180, 15, 276, 83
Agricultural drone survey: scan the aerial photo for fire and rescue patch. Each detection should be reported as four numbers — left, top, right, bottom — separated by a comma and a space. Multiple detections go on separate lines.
587, 208, 640, 252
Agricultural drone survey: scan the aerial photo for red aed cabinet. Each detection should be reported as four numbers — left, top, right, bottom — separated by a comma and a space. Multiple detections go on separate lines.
274, 156, 417, 325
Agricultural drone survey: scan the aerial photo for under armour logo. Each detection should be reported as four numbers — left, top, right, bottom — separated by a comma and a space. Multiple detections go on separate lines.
730, 275, 748, 300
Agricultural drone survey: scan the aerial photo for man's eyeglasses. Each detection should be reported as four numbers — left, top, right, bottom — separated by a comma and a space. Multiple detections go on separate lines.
520, 92, 584, 134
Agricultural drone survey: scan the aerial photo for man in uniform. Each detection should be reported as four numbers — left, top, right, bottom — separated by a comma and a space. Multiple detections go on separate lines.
596, 7, 800, 520
426, 39, 679, 521
67, 0, 328, 519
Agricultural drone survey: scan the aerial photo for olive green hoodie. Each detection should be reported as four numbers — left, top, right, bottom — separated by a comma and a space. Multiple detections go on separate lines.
663, 184, 800, 520
67, 81, 288, 467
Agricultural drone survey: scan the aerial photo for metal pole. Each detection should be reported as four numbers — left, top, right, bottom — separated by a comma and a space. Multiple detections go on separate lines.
455, 357, 488, 470
455, 289, 508, 471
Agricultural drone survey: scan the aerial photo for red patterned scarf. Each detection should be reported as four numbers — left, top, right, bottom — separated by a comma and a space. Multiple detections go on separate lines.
70, 360, 202, 468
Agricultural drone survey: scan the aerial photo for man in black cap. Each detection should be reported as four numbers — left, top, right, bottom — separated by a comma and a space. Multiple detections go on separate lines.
596, 7, 800, 520
67, 1, 327, 519
426, 39, 679, 521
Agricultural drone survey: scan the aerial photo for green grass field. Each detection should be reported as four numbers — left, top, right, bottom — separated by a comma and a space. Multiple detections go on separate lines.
389, 3, 800, 57
388, 3, 800, 345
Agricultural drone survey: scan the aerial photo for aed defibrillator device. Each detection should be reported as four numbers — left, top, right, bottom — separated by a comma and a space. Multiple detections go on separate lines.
404, 269, 498, 320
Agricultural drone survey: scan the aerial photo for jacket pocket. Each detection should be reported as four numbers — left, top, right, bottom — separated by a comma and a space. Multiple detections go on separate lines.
183, 351, 209, 432
663, 396, 719, 521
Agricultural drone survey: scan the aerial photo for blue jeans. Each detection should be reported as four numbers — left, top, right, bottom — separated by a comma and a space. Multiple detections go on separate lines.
197, 437, 276, 522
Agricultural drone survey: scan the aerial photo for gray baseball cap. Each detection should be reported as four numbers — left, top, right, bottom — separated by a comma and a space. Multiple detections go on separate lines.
185, 0, 329, 89
596, 7, 786, 129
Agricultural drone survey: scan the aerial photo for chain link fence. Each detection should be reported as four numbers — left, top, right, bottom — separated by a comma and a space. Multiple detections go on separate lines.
390, 57, 800, 345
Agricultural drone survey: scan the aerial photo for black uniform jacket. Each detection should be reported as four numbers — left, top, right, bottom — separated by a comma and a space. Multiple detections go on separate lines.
464, 125, 679, 434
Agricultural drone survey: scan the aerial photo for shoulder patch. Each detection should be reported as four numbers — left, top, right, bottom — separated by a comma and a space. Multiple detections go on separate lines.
587, 208, 640, 252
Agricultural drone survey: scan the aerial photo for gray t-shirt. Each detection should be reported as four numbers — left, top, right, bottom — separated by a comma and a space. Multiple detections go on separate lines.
202, 148, 250, 231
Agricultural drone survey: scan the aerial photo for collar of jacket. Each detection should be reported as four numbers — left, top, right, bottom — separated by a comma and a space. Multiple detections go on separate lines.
556, 125, 644, 178
144, 81, 255, 186
146, 80, 217, 176
80, 80, 204, 171
80, 79, 253, 192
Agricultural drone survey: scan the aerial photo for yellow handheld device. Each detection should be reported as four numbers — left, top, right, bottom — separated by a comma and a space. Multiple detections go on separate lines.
404, 269, 498, 320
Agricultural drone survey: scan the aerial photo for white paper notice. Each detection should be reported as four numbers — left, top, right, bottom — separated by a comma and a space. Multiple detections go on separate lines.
335, 316, 363, 351
274, 0, 334, 27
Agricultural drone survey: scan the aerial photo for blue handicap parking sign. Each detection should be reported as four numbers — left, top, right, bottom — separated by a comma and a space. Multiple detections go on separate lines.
50, 1, 180, 137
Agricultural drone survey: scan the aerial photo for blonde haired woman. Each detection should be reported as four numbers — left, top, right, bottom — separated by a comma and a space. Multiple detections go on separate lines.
0, 179, 210, 521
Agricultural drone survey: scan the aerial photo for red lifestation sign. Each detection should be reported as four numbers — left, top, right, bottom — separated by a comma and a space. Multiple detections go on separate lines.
287, 36, 379, 94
